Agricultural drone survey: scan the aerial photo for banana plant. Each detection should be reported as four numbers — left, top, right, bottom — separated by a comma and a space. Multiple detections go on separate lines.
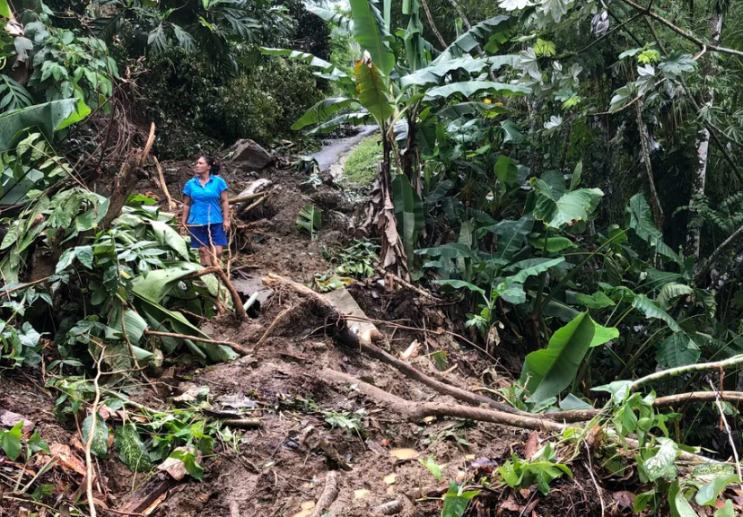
262, 0, 529, 278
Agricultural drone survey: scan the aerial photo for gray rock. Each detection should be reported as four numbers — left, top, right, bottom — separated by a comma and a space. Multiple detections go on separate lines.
230, 139, 272, 171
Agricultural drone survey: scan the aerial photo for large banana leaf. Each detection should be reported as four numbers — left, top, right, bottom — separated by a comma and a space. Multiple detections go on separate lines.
657, 282, 693, 310
424, 81, 529, 100
400, 55, 493, 90
434, 15, 513, 63
632, 294, 682, 332
0, 98, 82, 152
306, 6, 354, 31
354, 59, 394, 125
655, 333, 700, 369
392, 174, 424, 267
624, 193, 681, 264
131, 263, 203, 303
484, 214, 534, 260
533, 188, 603, 228
349, 0, 395, 76
521, 313, 617, 403
435, 101, 508, 119
292, 98, 360, 130
307, 111, 373, 134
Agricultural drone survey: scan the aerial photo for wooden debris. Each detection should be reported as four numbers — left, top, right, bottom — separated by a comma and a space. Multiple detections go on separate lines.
308, 471, 339, 517
374, 500, 403, 515
115, 475, 177, 516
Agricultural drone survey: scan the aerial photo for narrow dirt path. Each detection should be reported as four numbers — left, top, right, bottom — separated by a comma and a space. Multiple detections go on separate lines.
139, 157, 602, 517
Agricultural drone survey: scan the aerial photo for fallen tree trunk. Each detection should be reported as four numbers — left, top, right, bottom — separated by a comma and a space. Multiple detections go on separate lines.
232, 179, 272, 213
320, 369, 567, 432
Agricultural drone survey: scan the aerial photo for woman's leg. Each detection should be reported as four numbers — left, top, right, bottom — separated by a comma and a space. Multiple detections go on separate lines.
198, 247, 211, 266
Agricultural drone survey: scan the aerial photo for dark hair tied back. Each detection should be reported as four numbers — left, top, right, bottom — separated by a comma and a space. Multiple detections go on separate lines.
201, 155, 220, 176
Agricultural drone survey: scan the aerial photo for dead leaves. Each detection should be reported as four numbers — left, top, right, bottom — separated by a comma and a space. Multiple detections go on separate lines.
49, 444, 86, 476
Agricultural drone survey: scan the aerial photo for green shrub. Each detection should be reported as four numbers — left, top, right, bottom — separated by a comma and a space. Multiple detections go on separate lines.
137, 49, 324, 158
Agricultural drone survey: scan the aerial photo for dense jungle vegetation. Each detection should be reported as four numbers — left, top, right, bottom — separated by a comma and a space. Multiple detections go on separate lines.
3, 0, 743, 515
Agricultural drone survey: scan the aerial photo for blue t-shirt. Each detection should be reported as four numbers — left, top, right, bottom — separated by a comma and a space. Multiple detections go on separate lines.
183, 176, 228, 226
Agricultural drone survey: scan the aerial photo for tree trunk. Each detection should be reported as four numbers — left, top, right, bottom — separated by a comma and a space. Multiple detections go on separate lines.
377, 133, 410, 279
688, 9, 723, 260
635, 100, 664, 228
402, 111, 422, 196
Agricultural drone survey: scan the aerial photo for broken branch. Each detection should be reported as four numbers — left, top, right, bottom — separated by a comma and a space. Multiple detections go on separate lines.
308, 471, 339, 517
320, 369, 567, 432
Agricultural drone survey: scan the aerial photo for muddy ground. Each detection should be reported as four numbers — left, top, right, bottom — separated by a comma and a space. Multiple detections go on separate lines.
1, 155, 609, 517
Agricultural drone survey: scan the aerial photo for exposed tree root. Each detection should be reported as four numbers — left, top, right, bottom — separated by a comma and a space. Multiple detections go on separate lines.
319, 368, 567, 432
308, 471, 339, 517
263, 273, 525, 416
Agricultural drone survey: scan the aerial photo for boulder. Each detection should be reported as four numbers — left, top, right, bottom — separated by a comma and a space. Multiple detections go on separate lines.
230, 139, 272, 171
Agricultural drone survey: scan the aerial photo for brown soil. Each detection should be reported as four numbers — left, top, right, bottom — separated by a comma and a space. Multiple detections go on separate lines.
2, 157, 607, 517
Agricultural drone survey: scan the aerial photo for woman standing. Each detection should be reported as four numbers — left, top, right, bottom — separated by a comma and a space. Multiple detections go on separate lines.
179, 156, 230, 266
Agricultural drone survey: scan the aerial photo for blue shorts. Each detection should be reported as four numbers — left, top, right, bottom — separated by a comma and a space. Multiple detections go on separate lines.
188, 224, 228, 248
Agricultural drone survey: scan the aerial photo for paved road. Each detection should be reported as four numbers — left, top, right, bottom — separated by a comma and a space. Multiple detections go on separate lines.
312, 125, 378, 172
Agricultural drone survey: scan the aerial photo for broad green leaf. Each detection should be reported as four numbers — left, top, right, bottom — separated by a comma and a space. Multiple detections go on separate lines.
441, 480, 479, 517
131, 263, 202, 303
56, 97, 91, 131
27, 431, 49, 454
501, 120, 524, 143
645, 438, 679, 482
392, 174, 424, 267
292, 98, 359, 130
169, 449, 204, 481
349, 0, 395, 76
656, 333, 700, 369
82, 413, 109, 458
575, 292, 615, 309
521, 312, 596, 403
120, 309, 148, 344
485, 214, 534, 260
657, 283, 693, 310
625, 194, 680, 263
435, 16, 512, 62
114, 424, 152, 472
508, 257, 564, 284
632, 294, 682, 332
589, 323, 619, 347
150, 220, 190, 261
658, 52, 697, 77
0, 0, 10, 19
559, 393, 594, 411
433, 279, 486, 298
425, 81, 530, 101
435, 101, 507, 119
307, 5, 354, 31
669, 480, 696, 517
354, 58, 394, 124
401, 55, 496, 90
714, 500, 735, 517
0, 422, 22, 461
0, 99, 78, 151
297, 204, 322, 238
307, 111, 373, 134
535, 188, 603, 228
420, 454, 443, 481
592, 380, 633, 404
527, 235, 577, 252
570, 161, 583, 190
495, 155, 518, 184
695, 473, 739, 506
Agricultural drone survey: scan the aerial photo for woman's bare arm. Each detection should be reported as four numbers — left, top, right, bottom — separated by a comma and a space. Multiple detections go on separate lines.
180, 195, 192, 235
220, 190, 231, 231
